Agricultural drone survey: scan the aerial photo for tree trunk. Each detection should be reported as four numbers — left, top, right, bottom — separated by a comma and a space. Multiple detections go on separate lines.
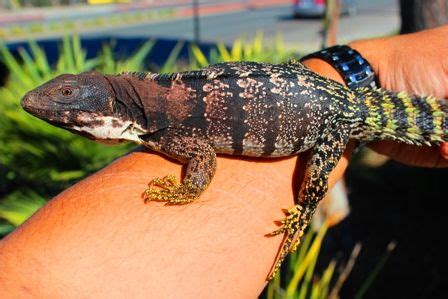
400, 0, 448, 34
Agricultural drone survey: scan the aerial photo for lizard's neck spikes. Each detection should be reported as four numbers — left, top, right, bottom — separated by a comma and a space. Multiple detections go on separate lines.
120, 71, 151, 80
121, 71, 187, 81
122, 60, 311, 83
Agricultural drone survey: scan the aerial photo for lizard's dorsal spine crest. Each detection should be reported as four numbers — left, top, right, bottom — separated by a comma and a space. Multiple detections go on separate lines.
121, 61, 311, 83
120, 71, 150, 80
121, 71, 203, 81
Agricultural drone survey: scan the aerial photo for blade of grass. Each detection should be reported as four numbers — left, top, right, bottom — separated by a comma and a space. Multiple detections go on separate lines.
266, 268, 282, 299
190, 43, 209, 67
99, 43, 115, 74
216, 41, 232, 61
243, 40, 253, 61
329, 243, 362, 299
0, 191, 46, 226
317, 261, 336, 299
293, 226, 314, 271
0, 42, 34, 87
253, 31, 264, 56
286, 221, 329, 297
29, 40, 52, 80
122, 39, 156, 71
18, 47, 42, 84
160, 41, 184, 73
62, 35, 75, 72
72, 35, 85, 71
297, 235, 321, 299
0, 221, 15, 236
231, 37, 242, 61
355, 241, 396, 299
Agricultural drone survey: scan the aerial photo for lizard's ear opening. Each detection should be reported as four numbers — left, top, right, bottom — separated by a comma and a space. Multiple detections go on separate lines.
75, 72, 116, 114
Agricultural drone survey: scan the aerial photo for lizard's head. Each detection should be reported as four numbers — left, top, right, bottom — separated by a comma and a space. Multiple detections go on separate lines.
21, 72, 142, 143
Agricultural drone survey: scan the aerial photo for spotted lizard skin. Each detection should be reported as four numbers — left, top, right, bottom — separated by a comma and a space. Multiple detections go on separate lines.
21, 60, 448, 279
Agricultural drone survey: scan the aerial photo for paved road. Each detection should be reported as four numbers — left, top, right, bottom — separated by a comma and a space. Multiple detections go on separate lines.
87, 0, 399, 52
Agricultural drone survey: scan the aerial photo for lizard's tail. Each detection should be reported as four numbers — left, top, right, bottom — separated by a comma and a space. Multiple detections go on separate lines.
353, 87, 448, 146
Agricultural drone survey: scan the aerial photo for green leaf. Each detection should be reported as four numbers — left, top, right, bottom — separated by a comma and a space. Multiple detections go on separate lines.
61, 35, 75, 72
230, 38, 242, 61
316, 261, 336, 299
160, 41, 184, 73
286, 222, 328, 297
50, 170, 86, 181
0, 41, 34, 88
29, 40, 51, 79
190, 44, 209, 67
18, 47, 42, 84
216, 41, 232, 61
0, 191, 46, 227
121, 39, 156, 71
0, 221, 15, 236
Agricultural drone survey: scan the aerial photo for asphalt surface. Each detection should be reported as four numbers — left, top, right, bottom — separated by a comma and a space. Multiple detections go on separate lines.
86, 0, 399, 52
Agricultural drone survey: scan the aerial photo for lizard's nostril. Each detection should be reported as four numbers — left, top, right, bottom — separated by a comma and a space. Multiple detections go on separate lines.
21, 92, 40, 115
21, 92, 33, 111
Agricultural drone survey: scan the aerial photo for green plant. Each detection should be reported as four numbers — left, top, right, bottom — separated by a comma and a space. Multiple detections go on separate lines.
0, 36, 156, 235
190, 31, 297, 68
62, 21, 76, 31
29, 24, 45, 34
82, 19, 97, 29
0, 191, 47, 227
265, 222, 363, 299
49, 22, 60, 32
0, 28, 7, 39
9, 26, 25, 36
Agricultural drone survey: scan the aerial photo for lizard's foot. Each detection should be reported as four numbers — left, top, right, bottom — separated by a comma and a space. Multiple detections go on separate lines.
267, 205, 309, 279
144, 175, 201, 204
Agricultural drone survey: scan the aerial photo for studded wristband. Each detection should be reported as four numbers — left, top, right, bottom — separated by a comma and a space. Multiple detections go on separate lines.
300, 45, 379, 89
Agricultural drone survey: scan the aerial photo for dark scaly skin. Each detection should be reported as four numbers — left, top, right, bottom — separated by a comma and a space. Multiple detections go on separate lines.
21, 61, 448, 279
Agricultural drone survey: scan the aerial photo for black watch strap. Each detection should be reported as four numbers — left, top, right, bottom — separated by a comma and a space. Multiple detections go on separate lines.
300, 45, 378, 89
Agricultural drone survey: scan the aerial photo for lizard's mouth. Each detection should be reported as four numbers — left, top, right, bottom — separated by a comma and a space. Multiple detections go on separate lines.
24, 106, 74, 127
64, 127, 97, 140
21, 93, 73, 126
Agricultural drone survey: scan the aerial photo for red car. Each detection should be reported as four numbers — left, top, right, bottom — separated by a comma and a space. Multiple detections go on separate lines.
293, 0, 355, 18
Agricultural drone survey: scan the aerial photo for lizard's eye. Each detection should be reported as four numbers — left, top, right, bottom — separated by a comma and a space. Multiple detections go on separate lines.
61, 87, 73, 97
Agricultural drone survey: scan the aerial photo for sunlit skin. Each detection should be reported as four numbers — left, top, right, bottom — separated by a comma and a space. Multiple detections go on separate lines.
0, 25, 447, 298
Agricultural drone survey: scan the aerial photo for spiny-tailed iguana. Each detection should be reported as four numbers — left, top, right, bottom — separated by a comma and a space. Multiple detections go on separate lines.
21, 61, 448, 279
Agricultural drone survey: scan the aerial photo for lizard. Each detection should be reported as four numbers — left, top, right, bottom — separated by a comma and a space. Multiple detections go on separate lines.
21, 60, 448, 279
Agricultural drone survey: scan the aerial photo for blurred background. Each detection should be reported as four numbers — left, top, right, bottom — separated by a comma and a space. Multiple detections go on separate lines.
1, 0, 448, 298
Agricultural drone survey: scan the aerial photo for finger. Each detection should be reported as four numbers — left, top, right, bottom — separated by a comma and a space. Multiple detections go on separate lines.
368, 141, 448, 168
441, 142, 448, 160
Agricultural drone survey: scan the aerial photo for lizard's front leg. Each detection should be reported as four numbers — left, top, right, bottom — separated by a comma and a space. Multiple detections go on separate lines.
143, 135, 217, 205
268, 126, 350, 279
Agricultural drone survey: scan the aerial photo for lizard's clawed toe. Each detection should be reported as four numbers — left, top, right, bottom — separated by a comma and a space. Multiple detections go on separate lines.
144, 175, 201, 204
267, 204, 310, 279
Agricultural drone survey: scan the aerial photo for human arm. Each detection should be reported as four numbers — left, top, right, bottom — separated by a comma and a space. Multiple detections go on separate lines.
0, 148, 350, 298
0, 62, 351, 298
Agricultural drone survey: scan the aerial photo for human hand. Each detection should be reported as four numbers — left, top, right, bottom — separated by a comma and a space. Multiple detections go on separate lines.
349, 25, 448, 167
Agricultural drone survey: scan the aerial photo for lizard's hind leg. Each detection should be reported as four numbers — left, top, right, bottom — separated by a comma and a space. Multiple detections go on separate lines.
143, 135, 217, 205
268, 126, 350, 279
